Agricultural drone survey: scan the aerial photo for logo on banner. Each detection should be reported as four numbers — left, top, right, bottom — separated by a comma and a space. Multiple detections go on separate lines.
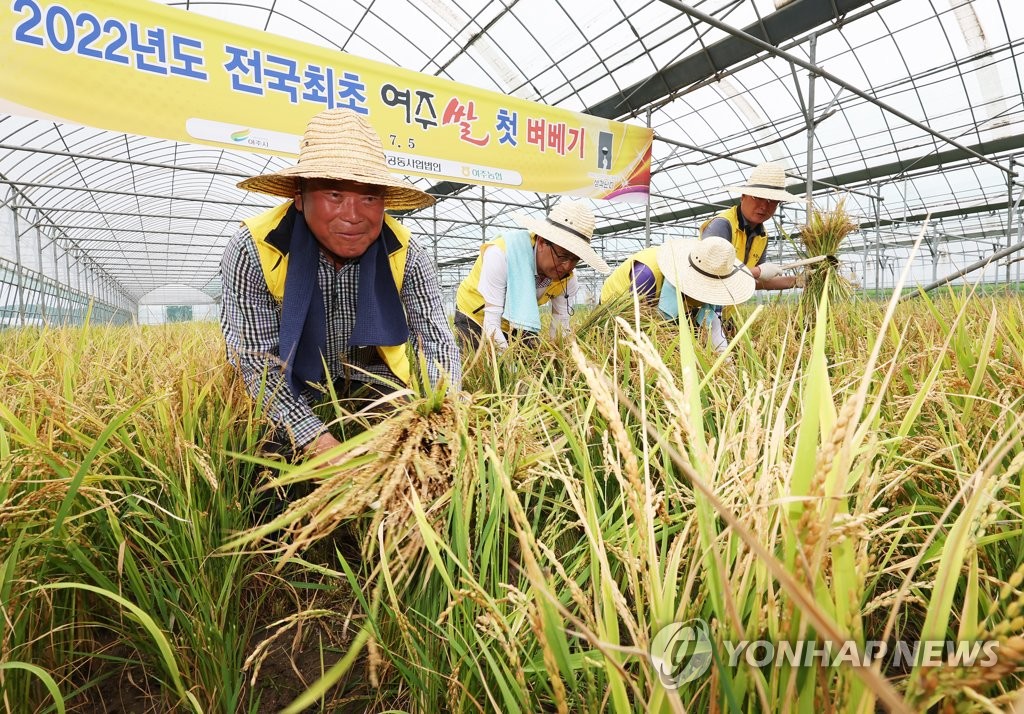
186, 119, 300, 154
597, 131, 614, 170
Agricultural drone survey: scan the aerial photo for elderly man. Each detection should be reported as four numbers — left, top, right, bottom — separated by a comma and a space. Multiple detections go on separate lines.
454, 199, 611, 351
220, 108, 460, 460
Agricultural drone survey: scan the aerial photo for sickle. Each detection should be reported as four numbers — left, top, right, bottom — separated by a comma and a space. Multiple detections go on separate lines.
780, 254, 838, 270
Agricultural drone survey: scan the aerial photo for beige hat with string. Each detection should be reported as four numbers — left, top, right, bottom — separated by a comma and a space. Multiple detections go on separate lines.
723, 162, 797, 203
237, 108, 435, 211
656, 237, 755, 305
514, 199, 610, 274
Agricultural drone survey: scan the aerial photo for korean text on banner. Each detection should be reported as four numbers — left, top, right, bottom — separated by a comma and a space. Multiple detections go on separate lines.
0, 0, 653, 203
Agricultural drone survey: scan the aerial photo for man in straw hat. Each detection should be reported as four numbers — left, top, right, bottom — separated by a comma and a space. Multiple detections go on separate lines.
454, 199, 611, 351
600, 237, 755, 351
700, 161, 803, 335
702, 161, 802, 290
220, 108, 461, 461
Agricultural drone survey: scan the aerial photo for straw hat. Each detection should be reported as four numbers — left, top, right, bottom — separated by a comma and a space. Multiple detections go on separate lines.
515, 200, 610, 274
237, 108, 435, 211
656, 237, 755, 306
723, 162, 796, 203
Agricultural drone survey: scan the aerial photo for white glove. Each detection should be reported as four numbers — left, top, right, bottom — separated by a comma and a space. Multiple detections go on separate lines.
709, 314, 728, 352
757, 262, 783, 280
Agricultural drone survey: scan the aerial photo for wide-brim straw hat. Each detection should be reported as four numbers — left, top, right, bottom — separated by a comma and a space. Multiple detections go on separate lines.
723, 162, 797, 203
656, 237, 755, 306
237, 109, 435, 211
515, 199, 610, 274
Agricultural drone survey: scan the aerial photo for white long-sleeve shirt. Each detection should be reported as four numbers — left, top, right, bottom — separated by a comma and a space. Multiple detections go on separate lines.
477, 242, 576, 350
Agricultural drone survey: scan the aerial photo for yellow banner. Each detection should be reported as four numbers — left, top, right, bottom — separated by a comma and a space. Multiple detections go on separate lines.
0, 0, 652, 202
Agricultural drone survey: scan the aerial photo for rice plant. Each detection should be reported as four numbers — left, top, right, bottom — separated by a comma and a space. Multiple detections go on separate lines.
3, 286, 1024, 712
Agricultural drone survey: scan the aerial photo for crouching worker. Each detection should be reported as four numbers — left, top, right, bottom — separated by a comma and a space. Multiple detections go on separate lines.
600, 236, 755, 351
219, 108, 462, 466
454, 200, 611, 352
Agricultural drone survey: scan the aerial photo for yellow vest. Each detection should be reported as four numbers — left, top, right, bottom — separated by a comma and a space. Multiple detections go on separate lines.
601, 247, 663, 303
455, 233, 570, 331
700, 205, 767, 320
243, 202, 412, 386
699, 205, 768, 268
600, 246, 701, 313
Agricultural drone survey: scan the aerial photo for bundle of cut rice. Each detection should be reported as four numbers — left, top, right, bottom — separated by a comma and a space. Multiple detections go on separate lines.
799, 198, 857, 311
269, 399, 461, 573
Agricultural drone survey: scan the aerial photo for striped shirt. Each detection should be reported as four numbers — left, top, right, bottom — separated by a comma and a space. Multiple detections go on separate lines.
220, 221, 461, 448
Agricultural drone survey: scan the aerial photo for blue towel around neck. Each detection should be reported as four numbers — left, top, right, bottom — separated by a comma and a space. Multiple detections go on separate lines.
501, 230, 542, 332
658, 279, 680, 320
348, 224, 410, 348
279, 215, 327, 397
694, 303, 717, 328
658, 280, 717, 326
278, 217, 409, 398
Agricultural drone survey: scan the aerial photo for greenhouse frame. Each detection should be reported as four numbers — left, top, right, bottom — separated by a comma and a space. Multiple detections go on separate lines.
1, 0, 1021, 325
4, 2, 1024, 713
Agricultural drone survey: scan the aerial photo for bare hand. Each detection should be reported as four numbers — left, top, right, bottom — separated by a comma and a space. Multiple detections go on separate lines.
303, 432, 345, 466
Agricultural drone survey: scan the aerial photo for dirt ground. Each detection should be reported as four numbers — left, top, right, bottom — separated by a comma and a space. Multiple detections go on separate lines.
69, 629, 364, 713
66, 530, 371, 713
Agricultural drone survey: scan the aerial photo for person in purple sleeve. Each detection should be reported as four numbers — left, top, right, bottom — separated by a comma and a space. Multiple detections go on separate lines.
599, 237, 754, 352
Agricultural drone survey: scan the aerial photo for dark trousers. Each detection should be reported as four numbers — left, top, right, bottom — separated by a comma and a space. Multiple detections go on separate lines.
453, 310, 484, 350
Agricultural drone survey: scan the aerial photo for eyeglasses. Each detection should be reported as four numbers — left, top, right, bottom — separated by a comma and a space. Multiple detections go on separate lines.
546, 240, 580, 266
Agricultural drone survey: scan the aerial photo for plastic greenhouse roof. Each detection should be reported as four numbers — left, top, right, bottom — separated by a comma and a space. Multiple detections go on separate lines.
0, 0, 1022, 309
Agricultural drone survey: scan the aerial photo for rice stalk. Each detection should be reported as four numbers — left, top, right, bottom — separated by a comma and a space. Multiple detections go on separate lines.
799, 198, 857, 312
246, 396, 462, 574
5, 287, 1024, 712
